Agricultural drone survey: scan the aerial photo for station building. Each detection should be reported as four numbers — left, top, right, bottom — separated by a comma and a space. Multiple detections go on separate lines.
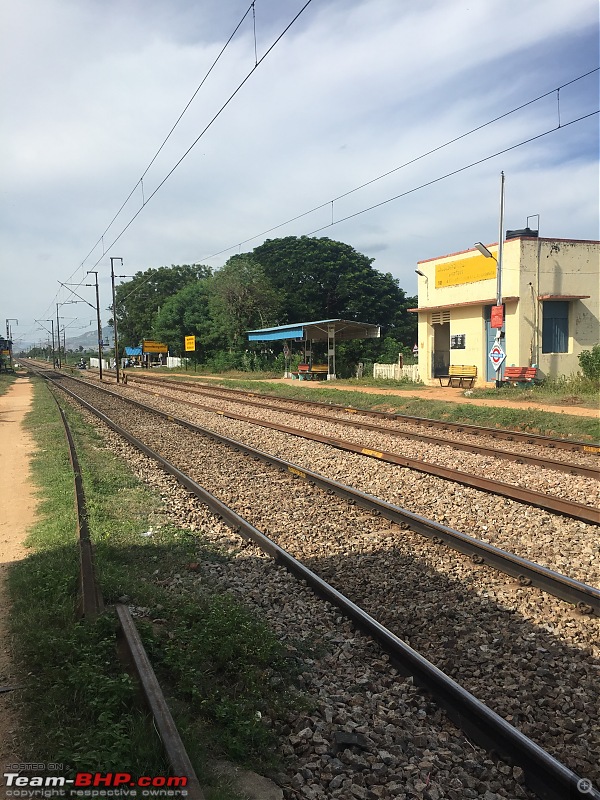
410, 233, 599, 386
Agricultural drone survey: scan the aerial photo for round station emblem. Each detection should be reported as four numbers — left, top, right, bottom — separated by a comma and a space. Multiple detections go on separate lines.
488, 342, 506, 368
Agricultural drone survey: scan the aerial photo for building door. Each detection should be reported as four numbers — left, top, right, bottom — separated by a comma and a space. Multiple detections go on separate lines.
484, 305, 505, 381
432, 311, 450, 376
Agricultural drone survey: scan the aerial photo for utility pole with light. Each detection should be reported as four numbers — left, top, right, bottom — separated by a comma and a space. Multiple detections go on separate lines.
85, 271, 104, 380
415, 269, 429, 301
6, 318, 18, 340
5, 319, 18, 369
36, 319, 55, 365
110, 257, 124, 384
56, 304, 62, 367
474, 171, 506, 389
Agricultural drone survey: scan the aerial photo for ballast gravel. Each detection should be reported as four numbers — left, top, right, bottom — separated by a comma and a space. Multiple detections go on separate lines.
117, 379, 600, 586
61, 380, 599, 792
71, 398, 538, 800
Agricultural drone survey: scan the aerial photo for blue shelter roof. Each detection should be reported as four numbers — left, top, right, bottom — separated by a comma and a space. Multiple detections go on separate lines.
125, 346, 142, 356
247, 319, 380, 342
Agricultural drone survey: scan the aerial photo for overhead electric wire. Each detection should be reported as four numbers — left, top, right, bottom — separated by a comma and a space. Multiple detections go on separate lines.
199, 67, 599, 260
48, 60, 595, 332
46, 1, 312, 326
103, 105, 599, 315
76, 2, 258, 274
305, 110, 599, 236
87, 0, 315, 272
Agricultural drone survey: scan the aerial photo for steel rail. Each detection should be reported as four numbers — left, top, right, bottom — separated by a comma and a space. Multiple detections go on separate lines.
35, 374, 205, 798
50, 375, 600, 615
121, 380, 600, 526
45, 376, 599, 800
53, 394, 104, 620
125, 372, 600, 454
123, 376, 598, 479
116, 605, 205, 800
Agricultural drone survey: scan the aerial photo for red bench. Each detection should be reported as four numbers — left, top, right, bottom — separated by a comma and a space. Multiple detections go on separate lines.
501, 366, 539, 386
291, 363, 329, 380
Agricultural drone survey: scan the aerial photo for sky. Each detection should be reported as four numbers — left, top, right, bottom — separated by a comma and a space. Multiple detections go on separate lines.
1, 0, 598, 349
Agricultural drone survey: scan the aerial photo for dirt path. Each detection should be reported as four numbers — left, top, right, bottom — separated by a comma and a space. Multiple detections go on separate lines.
0, 379, 38, 765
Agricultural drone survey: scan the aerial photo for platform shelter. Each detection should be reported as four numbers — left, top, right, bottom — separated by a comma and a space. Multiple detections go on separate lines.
247, 318, 380, 379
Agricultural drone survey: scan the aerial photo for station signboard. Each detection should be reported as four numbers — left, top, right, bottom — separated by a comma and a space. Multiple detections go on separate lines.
184, 335, 196, 352
142, 340, 168, 354
488, 342, 506, 370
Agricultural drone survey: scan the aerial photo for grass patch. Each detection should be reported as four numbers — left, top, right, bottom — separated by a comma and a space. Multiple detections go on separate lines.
9, 377, 305, 796
469, 373, 599, 410
0, 371, 18, 394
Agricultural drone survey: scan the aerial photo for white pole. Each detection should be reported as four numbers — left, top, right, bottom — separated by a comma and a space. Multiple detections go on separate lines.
495, 172, 505, 388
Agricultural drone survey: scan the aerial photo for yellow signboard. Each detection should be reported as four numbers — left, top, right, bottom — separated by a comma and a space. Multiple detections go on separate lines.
435, 252, 497, 288
142, 340, 168, 354
184, 335, 196, 352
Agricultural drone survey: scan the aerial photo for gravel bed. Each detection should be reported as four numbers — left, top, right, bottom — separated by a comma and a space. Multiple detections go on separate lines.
125, 377, 600, 469
61, 381, 599, 789
124, 382, 599, 507
74, 398, 539, 800
109, 380, 600, 586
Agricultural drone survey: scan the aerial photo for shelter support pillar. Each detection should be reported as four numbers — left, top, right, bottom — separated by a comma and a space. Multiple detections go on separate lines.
327, 324, 336, 379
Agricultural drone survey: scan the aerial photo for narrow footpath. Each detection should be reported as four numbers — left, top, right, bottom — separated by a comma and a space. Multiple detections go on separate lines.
0, 379, 38, 766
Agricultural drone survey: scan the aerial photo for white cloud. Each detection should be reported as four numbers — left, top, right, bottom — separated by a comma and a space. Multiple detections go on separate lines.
0, 0, 597, 345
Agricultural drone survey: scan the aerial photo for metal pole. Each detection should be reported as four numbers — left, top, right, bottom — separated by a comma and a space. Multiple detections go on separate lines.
496, 172, 505, 310
56, 304, 61, 368
110, 257, 123, 384
87, 271, 103, 381
50, 319, 55, 366
495, 172, 505, 389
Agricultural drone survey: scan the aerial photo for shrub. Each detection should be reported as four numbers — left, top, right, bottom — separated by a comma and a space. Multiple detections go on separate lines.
578, 345, 600, 381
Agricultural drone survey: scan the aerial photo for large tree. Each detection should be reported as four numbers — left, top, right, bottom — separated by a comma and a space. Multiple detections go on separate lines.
208, 255, 281, 350
251, 235, 416, 341
113, 263, 211, 347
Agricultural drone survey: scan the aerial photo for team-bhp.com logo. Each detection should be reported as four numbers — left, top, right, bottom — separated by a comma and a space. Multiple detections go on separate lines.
2, 772, 188, 797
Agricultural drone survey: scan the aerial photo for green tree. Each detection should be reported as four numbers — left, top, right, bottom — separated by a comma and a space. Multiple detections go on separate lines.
250, 235, 417, 363
113, 264, 211, 347
152, 279, 217, 359
252, 235, 413, 324
209, 255, 280, 351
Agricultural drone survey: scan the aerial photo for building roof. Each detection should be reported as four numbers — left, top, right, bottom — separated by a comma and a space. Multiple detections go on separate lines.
538, 294, 590, 301
417, 237, 600, 266
408, 296, 519, 313
125, 346, 142, 356
247, 319, 380, 342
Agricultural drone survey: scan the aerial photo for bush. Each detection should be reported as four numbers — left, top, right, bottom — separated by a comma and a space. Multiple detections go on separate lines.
578, 345, 600, 381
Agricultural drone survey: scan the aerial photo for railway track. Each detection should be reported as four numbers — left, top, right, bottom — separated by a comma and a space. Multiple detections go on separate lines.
118, 376, 599, 525
124, 371, 600, 455
53, 373, 600, 614
48, 384, 205, 799
40, 371, 600, 796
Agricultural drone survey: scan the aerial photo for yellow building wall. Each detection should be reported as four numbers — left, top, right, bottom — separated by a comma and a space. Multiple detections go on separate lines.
415, 238, 599, 385
518, 239, 599, 376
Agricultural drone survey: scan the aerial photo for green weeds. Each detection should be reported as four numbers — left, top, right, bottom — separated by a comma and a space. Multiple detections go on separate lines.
9, 378, 304, 797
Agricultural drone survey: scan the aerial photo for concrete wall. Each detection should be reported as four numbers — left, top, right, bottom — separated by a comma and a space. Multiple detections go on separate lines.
373, 363, 421, 382
518, 238, 599, 377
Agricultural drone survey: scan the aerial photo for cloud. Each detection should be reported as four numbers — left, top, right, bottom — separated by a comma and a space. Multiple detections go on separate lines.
0, 0, 597, 343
